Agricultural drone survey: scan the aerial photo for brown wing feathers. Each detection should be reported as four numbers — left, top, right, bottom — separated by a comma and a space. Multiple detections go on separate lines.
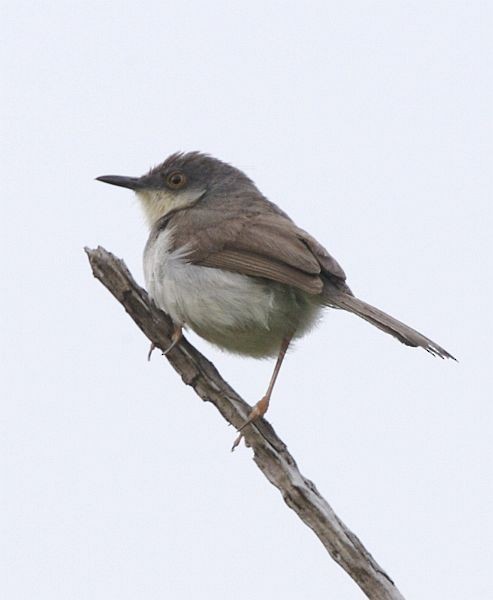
199, 249, 323, 294
187, 213, 330, 294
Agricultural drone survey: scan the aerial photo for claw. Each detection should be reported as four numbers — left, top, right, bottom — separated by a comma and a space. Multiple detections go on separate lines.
147, 326, 183, 361
162, 328, 182, 355
231, 432, 244, 452
147, 343, 156, 361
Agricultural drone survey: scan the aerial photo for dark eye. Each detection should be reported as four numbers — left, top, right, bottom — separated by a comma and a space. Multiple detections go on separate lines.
166, 171, 187, 189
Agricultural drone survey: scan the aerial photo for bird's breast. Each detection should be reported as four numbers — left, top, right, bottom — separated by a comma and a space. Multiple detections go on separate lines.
143, 228, 321, 357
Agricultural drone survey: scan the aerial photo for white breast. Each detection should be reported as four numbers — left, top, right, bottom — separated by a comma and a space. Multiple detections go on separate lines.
143, 227, 322, 357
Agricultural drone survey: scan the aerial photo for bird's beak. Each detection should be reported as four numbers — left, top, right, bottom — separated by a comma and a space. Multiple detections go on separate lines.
95, 175, 145, 190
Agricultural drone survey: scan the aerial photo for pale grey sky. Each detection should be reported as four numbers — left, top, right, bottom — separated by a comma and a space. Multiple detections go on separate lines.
1, 2, 491, 599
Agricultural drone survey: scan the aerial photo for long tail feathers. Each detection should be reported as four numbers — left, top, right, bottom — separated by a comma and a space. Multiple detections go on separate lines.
324, 289, 456, 360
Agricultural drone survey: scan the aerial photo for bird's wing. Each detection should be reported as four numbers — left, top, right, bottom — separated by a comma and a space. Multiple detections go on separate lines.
198, 247, 324, 294
171, 210, 347, 295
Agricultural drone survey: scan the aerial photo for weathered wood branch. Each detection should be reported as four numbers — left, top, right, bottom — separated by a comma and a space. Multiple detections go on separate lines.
85, 246, 405, 600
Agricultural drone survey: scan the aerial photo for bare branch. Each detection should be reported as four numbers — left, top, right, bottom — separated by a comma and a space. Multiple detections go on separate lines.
85, 246, 405, 600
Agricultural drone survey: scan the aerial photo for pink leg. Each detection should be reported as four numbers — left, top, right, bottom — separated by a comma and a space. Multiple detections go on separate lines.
232, 336, 292, 451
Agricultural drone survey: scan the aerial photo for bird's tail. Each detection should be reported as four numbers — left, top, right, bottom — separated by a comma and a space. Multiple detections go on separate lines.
323, 287, 456, 360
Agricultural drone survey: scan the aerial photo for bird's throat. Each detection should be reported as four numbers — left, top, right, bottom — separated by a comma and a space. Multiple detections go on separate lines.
137, 189, 205, 228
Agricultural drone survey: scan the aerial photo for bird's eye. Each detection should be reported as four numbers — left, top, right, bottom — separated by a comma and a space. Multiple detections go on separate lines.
166, 171, 187, 189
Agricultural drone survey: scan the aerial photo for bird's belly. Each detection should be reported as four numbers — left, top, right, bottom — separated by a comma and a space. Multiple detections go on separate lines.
144, 233, 322, 358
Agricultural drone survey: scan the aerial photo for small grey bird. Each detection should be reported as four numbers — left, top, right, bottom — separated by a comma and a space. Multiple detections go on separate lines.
97, 152, 455, 447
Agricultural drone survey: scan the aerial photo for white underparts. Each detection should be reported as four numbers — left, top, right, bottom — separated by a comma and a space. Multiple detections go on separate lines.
143, 227, 322, 357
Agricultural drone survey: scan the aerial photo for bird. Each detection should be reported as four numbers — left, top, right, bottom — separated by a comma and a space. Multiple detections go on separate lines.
96, 151, 455, 449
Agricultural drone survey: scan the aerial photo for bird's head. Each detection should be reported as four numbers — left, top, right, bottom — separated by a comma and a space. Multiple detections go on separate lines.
96, 151, 255, 226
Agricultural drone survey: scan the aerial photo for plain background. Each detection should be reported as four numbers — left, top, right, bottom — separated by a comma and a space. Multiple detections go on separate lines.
1, 2, 491, 598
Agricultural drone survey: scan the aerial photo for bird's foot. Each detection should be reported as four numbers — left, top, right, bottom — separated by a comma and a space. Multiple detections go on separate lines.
162, 325, 183, 355
231, 395, 270, 451
147, 325, 183, 362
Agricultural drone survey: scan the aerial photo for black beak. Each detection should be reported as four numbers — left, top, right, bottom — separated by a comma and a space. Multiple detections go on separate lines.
95, 175, 144, 190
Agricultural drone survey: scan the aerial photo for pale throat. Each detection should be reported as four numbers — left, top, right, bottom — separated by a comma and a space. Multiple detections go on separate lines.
136, 189, 205, 228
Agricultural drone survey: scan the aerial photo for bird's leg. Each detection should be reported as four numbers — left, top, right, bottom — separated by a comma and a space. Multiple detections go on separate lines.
232, 336, 292, 451
147, 324, 183, 361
